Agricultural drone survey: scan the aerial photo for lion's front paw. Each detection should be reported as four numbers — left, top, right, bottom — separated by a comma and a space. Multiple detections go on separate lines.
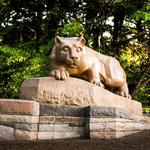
50, 69, 69, 80
90, 80, 104, 88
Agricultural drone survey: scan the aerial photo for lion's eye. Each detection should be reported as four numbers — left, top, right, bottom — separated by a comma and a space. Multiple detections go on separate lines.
77, 47, 82, 52
62, 46, 69, 51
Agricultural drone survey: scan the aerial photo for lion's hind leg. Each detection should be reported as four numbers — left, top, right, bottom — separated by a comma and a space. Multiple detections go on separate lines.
118, 82, 131, 98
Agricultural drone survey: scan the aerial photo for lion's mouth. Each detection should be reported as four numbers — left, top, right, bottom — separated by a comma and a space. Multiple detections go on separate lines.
69, 64, 78, 68
66, 59, 79, 68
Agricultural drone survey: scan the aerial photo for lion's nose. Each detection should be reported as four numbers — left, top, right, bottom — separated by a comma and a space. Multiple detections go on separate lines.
70, 49, 78, 59
71, 57, 78, 61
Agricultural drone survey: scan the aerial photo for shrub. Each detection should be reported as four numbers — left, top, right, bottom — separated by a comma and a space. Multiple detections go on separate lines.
0, 42, 51, 98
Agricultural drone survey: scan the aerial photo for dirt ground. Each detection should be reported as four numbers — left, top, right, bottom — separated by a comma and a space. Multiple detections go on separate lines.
0, 130, 150, 150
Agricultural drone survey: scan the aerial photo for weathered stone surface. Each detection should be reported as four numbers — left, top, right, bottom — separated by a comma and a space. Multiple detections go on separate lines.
38, 132, 54, 140
39, 124, 54, 132
0, 99, 39, 116
15, 129, 37, 140
107, 113, 150, 125
53, 131, 83, 139
15, 123, 38, 131
86, 106, 132, 119
72, 127, 85, 132
89, 122, 150, 132
39, 116, 55, 124
87, 118, 133, 123
120, 122, 150, 131
54, 124, 73, 132
0, 125, 15, 140
20, 77, 142, 115
85, 115, 150, 139
39, 131, 85, 140
0, 115, 39, 124
39, 124, 85, 132
40, 103, 86, 117
89, 122, 116, 131
39, 116, 85, 125
90, 131, 140, 139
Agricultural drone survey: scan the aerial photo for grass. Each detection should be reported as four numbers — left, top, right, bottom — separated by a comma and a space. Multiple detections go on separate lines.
0, 130, 150, 150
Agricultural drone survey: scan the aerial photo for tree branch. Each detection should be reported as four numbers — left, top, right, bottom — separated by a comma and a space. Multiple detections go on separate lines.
141, 78, 150, 87
131, 65, 150, 98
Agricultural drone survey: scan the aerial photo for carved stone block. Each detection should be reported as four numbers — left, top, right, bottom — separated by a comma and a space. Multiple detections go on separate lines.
20, 77, 142, 115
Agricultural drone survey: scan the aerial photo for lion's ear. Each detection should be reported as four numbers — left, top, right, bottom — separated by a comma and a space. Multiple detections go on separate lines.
78, 35, 86, 46
55, 36, 62, 46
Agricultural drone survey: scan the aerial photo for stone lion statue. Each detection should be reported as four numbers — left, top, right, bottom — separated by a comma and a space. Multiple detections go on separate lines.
50, 35, 130, 98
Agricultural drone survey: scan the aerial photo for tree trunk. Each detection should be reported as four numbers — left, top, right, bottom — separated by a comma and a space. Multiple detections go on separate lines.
112, 11, 125, 55
93, 27, 100, 50
130, 65, 150, 98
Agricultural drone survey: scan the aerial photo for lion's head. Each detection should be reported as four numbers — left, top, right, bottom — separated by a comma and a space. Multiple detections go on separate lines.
54, 36, 86, 68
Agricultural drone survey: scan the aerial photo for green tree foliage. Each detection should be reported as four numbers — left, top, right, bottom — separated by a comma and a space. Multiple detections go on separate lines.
0, 0, 82, 44
0, 0, 149, 107
0, 43, 51, 98
57, 21, 85, 37
119, 41, 149, 106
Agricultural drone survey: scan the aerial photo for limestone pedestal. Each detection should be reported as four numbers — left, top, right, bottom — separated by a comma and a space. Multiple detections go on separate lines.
0, 99, 150, 140
0, 77, 149, 140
